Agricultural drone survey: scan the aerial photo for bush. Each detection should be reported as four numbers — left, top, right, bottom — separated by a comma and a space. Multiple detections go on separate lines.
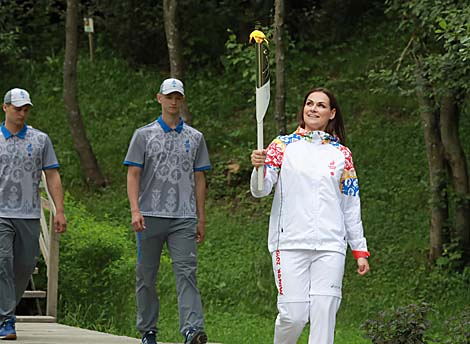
437, 307, 470, 344
362, 302, 432, 344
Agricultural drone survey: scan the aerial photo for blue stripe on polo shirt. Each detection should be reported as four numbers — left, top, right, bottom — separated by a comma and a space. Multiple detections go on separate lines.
123, 160, 144, 168
43, 163, 60, 170
194, 165, 211, 172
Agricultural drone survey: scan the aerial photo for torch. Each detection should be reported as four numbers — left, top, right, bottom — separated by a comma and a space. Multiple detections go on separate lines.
249, 30, 270, 191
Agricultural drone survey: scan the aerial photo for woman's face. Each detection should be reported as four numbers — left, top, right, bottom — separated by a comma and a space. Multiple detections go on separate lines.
302, 91, 336, 132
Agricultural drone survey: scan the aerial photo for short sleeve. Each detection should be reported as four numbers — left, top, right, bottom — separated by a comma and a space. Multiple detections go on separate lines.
124, 130, 146, 168
42, 135, 59, 170
194, 135, 211, 171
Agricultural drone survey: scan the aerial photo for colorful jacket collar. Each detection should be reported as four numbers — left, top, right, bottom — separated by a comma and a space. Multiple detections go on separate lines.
294, 126, 339, 144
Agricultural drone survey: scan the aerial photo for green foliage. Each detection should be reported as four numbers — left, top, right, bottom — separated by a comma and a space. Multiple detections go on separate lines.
383, 0, 470, 97
373, 0, 470, 267
0, 29, 23, 69
433, 5, 470, 94
435, 8, 470, 62
87, 0, 167, 66
0, 0, 387, 72
58, 195, 136, 333
362, 303, 433, 344
223, 30, 257, 85
0, 1, 23, 68
436, 242, 464, 271
439, 306, 470, 344
87, 0, 273, 68
0, 0, 64, 68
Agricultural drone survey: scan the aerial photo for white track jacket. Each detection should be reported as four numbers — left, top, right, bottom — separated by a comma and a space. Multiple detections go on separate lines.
251, 127, 370, 259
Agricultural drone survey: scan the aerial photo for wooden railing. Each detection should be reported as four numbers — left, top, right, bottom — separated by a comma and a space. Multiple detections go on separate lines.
38, 171, 60, 320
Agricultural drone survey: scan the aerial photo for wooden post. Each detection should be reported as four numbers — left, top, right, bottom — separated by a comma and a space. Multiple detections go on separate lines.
88, 32, 94, 63
84, 17, 94, 63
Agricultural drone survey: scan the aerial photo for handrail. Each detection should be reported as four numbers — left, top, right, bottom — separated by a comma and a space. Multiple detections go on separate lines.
39, 171, 60, 320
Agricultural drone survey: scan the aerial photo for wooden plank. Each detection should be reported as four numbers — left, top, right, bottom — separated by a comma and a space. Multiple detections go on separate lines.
22, 291, 47, 299
15, 323, 222, 344
15, 323, 140, 343
16, 316, 56, 323
46, 229, 59, 318
39, 171, 60, 318
41, 172, 56, 215
38, 234, 49, 265
39, 210, 50, 246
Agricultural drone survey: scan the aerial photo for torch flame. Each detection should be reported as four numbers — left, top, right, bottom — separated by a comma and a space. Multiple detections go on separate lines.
249, 30, 268, 44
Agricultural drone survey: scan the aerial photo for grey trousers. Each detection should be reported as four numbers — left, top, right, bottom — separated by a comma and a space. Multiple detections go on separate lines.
136, 217, 204, 336
0, 218, 40, 322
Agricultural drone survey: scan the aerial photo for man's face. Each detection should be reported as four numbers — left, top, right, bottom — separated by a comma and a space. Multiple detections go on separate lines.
3, 103, 31, 128
157, 92, 184, 116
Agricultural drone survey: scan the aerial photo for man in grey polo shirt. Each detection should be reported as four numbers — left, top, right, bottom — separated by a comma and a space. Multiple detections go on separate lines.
0, 88, 67, 340
124, 78, 210, 344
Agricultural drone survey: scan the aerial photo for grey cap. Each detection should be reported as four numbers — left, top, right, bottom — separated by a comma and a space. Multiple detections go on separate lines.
159, 78, 184, 96
4, 88, 33, 107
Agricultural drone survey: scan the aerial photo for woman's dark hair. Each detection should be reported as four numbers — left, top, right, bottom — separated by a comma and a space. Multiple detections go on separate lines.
297, 87, 346, 144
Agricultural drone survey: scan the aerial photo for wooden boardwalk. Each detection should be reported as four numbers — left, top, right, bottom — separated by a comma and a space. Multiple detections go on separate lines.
15, 322, 140, 343
15, 322, 219, 344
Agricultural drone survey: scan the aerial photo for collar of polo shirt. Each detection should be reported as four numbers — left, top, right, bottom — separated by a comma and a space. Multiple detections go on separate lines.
1, 122, 28, 139
157, 115, 184, 133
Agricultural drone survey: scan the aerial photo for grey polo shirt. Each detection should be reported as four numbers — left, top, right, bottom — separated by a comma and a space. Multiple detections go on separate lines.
124, 116, 211, 219
0, 123, 59, 219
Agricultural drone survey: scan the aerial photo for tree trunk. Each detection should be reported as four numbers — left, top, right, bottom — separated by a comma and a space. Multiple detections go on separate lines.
163, 0, 191, 124
64, 0, 107, 188
440, 94, 470, 265
416, 75, 448, 263
274, 0, 287, 135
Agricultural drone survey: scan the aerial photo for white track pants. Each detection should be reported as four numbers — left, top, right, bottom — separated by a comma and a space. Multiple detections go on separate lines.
271, 250, 345, 344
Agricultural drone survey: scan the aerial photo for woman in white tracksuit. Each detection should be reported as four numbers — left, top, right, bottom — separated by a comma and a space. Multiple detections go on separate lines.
250, 87, 370, 344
